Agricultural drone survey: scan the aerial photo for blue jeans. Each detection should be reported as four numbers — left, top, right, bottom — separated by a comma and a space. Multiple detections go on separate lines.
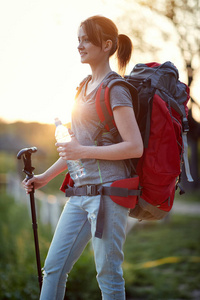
39, 185, 129, 300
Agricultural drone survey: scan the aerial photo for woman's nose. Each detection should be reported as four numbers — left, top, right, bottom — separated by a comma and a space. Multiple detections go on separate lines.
77, 41, 84, 50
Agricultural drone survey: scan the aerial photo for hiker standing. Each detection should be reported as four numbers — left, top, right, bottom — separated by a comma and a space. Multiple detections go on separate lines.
22, 15, 143, 300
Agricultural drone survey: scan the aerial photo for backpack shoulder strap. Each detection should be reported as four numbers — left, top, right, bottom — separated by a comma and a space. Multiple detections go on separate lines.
92, 77, 138, 142
75, 75, 92, 99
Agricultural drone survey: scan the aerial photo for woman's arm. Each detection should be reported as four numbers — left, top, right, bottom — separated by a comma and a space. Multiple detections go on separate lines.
22, 158, 68, 194
57, 106, 143, 161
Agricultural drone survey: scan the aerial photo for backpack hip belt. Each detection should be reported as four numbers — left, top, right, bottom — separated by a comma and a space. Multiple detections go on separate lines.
64, 178, 141, 239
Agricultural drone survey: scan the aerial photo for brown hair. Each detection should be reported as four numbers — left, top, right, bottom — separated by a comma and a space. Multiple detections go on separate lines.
80, 15, 133, 75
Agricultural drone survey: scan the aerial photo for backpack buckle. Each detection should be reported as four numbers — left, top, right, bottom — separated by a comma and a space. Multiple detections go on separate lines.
86, 185, 98, 196
182, 118, 189, 132
110, 127, 118, 136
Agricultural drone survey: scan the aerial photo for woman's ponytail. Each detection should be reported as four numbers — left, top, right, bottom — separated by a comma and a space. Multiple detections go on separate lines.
80, 16, 133, 75
116, 34, 133, 75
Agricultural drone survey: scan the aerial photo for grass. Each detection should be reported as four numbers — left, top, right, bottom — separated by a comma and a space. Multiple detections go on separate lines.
0, 193, 52, 300
0, 191, 200, 299
123, 215, 200, 299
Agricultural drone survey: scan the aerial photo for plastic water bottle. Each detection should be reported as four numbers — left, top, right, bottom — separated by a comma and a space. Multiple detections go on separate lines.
54, 118, 85, 181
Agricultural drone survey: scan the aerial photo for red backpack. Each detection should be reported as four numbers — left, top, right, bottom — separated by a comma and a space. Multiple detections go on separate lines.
61, 61, 193, 222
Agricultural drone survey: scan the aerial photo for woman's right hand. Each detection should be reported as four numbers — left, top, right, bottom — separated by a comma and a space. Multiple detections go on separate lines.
22, 174, 48, 194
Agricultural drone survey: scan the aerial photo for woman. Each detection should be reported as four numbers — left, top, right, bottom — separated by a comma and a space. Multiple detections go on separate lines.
23, 15, 143, 300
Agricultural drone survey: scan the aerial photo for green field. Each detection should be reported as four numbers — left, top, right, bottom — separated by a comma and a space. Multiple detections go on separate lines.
0, 192, 200, 300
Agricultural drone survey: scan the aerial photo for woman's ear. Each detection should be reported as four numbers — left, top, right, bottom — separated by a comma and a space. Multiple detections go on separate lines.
103, 40, 113, 53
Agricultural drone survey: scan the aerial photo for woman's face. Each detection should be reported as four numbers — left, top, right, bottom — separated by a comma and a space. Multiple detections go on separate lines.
77, 26, 105, 66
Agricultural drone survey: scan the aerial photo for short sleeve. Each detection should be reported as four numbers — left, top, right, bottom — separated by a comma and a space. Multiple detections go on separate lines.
109, 84, 133, 111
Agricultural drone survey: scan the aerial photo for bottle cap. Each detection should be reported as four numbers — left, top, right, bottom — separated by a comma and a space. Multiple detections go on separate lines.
54, 117, 62, 126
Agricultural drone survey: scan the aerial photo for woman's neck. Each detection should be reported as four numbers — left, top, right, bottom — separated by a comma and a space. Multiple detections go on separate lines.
90, 62, 112, 84
84, 63, 112, 96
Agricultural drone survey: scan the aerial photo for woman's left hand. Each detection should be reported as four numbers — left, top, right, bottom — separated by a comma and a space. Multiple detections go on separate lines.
56, 136, 84, 161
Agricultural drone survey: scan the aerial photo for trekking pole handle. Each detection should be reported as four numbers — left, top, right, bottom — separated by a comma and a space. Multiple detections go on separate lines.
17, 147, 37, 160
17, 147, 37, 180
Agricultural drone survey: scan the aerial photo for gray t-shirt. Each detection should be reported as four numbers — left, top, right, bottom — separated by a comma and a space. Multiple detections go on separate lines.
71, 72, 133, 187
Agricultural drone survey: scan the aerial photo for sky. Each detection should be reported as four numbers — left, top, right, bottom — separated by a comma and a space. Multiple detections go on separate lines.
0, 0, 199, 124
0, 0, 122, 124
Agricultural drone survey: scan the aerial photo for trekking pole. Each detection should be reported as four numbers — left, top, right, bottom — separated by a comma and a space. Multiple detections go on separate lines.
17, 147, 43, 291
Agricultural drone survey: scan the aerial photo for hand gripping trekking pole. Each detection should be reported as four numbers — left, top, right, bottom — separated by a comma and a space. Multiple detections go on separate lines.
17, 147, 42, 291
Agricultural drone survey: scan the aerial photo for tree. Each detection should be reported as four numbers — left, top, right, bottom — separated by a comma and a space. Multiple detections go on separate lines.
117, 0, 200, 81
146, 1, 199, 65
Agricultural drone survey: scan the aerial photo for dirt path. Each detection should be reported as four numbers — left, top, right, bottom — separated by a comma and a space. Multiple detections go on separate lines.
126, 200, 200, 233
171, 200, 200, 215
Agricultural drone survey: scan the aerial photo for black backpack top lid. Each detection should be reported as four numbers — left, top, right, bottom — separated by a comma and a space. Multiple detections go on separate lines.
130, 61, 188, 106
